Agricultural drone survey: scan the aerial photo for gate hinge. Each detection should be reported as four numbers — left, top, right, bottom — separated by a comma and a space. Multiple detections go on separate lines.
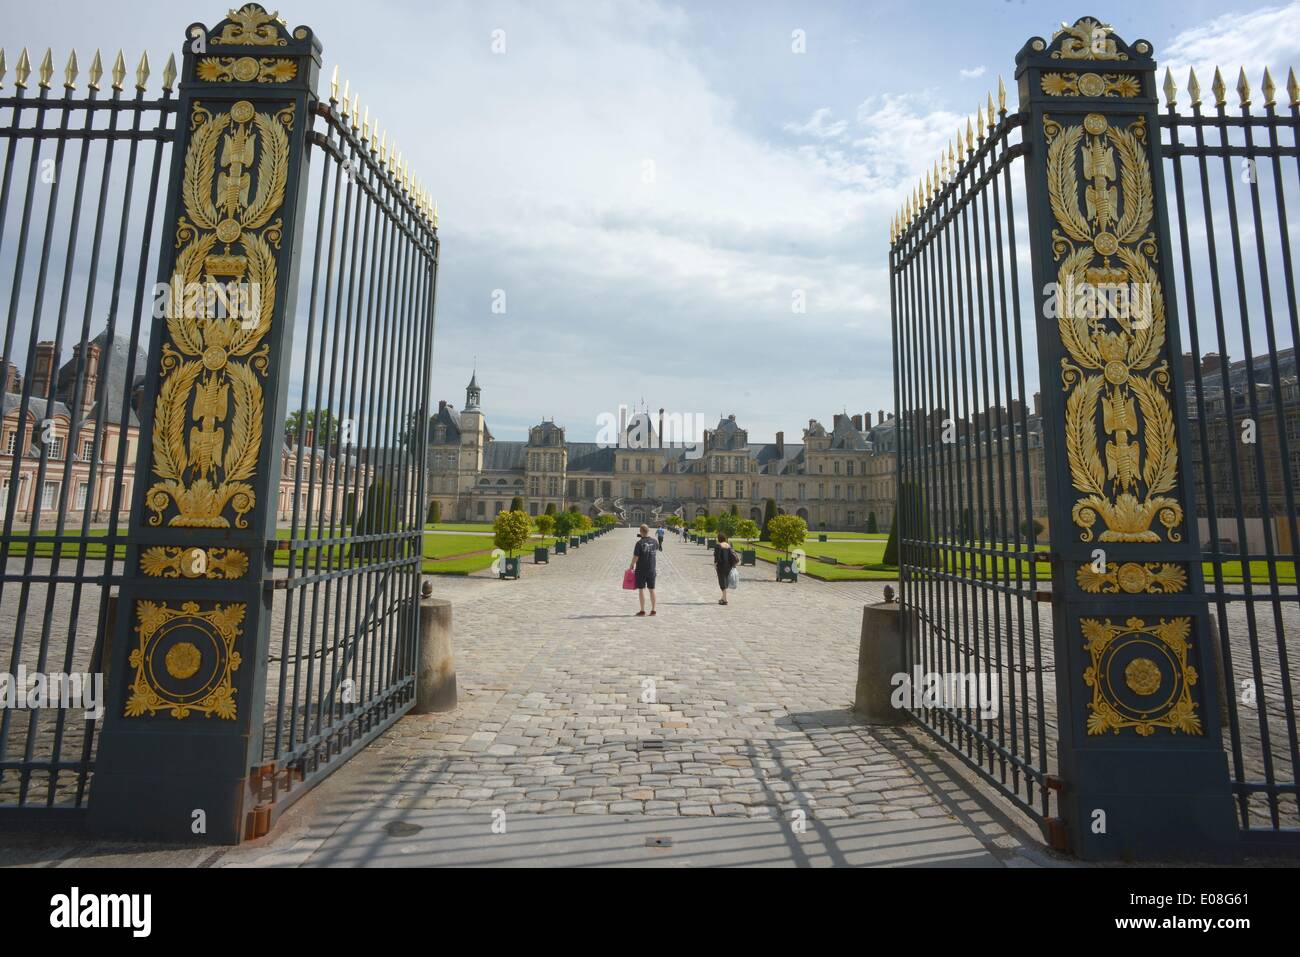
1043, 816, 1070, 852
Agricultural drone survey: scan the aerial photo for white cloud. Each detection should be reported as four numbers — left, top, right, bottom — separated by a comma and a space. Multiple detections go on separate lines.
1160, 2, 1300, 94
960, 65, 987, 79
783, 107, 850, 140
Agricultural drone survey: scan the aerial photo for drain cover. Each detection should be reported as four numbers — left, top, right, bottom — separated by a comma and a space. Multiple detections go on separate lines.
384, 821, 424, 837
639, 739, 666, 750
645, 836, 673, 848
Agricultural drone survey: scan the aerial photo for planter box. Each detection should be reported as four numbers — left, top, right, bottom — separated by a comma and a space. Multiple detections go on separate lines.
740, 549, 756, 566
500, 556, 521, 580
570, 536, 581, 548
777, 559, 798, 583
818, 533, 828, 542
706, 538, 716, 550
534, 546, 549, 564
554, 539, 567, 555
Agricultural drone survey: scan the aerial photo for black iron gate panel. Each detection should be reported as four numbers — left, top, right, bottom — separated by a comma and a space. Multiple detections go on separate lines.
0, 47, 178, 816
890, 89, 1058, 827
1160, 67, 1300, 848
255, 73, 439, 824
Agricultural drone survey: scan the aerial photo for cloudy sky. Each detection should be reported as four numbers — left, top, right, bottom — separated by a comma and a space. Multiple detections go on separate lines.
5, 0, 1299, 443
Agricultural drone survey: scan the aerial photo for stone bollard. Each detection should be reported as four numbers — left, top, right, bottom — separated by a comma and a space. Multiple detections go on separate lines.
415, 580, 457, 713
853, 600, 913, 724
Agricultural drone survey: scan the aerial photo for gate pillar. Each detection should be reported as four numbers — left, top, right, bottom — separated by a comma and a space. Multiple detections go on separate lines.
89, 4, 320, 843
1015, 18, 1239, 860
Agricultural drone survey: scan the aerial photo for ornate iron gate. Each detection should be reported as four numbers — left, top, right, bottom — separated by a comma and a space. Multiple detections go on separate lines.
892, 17, 1297, 859
0, 4, 438, 842
0, 47, 179, 819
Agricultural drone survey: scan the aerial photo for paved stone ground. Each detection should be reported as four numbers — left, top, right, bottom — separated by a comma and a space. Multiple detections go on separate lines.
1, 527, 1296, 864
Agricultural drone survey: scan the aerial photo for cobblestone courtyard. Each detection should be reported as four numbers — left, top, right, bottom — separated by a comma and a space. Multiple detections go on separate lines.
3, 527, 1295, 865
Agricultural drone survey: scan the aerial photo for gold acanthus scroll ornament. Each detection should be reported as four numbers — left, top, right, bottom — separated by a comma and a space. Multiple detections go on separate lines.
145, 98, 289, 528
1046, 112, 1183, 543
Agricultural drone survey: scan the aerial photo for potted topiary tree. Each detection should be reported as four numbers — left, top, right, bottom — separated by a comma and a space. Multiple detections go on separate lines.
769, 514, 808, 582
736, 518, 759, 565
534, 513, 556, 563
494, 509, 531, 579
552, 510, 574, 554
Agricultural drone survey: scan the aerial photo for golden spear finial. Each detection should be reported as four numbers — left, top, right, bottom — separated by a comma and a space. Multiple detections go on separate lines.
1236, 66, 1250, 107
64, 50, 78, 90
0, 50, 6, 90
88, 50, 102, 91
162, 53, 177, 92
1288, 67, 1299, 107
38, 48, 53, 89
15, 48, 30, 90
987, 92, 996, 130
330, 64, 338, 100
966, 116, 975, 153
135, 51, 149, 92
1211, 67, 1226, 107
433, 200, 439, 228
111, 50, 126, 91
1162, 68, 1176, 108
1263, 67, 1276, 108
1188, 67, 1202, 106
997, 75, 1006, 112
350, 93, 359, 126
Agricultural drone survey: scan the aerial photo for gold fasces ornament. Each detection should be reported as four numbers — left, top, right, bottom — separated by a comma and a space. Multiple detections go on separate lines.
147, 98, 289, 528
1045, 111, 1183, 543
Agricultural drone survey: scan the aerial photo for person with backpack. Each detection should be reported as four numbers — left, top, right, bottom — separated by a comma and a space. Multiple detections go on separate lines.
713, 531, 740, 605
630, 523, 659, 616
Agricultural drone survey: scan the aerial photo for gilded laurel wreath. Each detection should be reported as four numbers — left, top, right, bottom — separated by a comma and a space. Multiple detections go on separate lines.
1047, 113, 1182, 542
147, 100, 287, 528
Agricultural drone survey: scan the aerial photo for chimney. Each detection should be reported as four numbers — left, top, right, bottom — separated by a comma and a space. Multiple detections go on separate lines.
4, 362, 19, 395
1202, 352, 1225, 376
833, 413, 845, 429
438, 399, 447, 413
852, 414, 862, 431
304, 426, 315, 449
31, 341, 56, 399
776, 431, 785, 457
878, 408, 885, 423
864, 411, 873, 428
1033, 392, 1042, 416
74, 341, 101, 417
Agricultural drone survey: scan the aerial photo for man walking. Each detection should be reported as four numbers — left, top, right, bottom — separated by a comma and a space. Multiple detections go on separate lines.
630, 524, 659, 616
656, 524, 665, 550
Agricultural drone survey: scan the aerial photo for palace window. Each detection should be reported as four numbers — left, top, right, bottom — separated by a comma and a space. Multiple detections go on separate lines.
846, 461, 854, 476
547, 477, 558, 496
715, 480, 724, 498
529, 477, 540, 495
834, 461, 840, 475
48, 437, 65, 461
82, 438, 95, 461
4, 431, 16, 455
76, 482, 89, 510
41, 481, 59, 511
735, 480, 744, 498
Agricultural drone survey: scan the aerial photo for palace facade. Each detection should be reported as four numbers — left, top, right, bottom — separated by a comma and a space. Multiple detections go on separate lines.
1, 332, 368, 527
425, 374, 900, 530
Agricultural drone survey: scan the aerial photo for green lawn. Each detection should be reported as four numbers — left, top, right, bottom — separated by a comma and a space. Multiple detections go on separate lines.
425, 522, 496, 533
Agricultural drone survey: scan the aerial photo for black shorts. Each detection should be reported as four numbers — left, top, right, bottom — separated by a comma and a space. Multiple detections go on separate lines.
635, 570, 656, 589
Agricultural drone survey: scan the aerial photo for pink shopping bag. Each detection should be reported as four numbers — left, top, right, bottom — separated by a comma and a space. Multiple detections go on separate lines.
622, 569, 637, 590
